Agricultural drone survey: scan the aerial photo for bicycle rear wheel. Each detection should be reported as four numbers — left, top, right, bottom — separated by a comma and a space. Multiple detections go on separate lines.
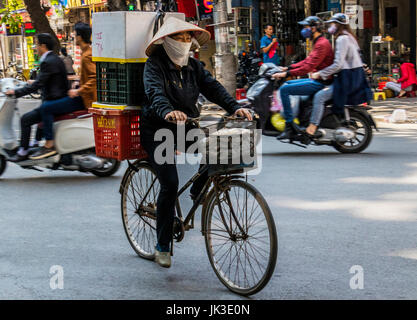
204, 179, 277, 296
121, 161, 159, 260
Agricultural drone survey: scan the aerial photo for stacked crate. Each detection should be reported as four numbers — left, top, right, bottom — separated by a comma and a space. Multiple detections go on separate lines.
90, 11, 185, 161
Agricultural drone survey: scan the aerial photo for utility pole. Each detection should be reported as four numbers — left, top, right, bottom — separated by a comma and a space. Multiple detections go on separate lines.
378, 0, 385, 35
213, 0, 236, 97
304, 0, 311, 17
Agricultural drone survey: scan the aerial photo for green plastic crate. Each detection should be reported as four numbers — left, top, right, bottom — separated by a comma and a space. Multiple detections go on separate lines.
96, 62, 145, 106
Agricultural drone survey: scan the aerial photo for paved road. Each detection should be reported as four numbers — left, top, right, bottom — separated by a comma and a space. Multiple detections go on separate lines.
0, 99, 416, 299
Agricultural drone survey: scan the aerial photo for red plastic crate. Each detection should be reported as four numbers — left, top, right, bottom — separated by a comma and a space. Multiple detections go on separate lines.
89, 108, 147, 161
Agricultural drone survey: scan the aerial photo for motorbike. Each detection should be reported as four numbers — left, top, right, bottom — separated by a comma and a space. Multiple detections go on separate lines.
243, 63, 377, 154
0, 62, 26, 81
236, 43, 263, 90
0, 78, 120, 177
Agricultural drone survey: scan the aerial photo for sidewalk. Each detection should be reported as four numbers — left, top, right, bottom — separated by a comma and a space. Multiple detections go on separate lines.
370, 97, 417, 127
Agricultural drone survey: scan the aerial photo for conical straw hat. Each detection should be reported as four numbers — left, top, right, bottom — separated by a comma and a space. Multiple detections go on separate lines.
145, 16, 211, 56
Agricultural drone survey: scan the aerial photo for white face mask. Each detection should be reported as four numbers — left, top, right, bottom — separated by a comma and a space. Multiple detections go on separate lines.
162, 36, 192, 67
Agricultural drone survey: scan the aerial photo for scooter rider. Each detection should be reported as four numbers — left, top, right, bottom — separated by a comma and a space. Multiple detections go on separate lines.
141, 17, 252, 268
311, 13, 372, 135
29, 22, 95, 160
272, 16, 334, 140
6, 33, 69, 162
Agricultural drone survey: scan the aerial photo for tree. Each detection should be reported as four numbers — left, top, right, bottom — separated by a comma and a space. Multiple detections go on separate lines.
1, 0, 61, 53
23, 0, 60, 52
107, 0, 128, 11
0, 0, 24, 34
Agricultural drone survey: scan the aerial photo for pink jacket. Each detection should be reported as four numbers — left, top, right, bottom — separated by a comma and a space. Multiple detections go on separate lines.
398, 63, 417, 90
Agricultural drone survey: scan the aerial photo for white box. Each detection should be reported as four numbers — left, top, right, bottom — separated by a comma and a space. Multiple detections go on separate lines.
92, 11, 185, 62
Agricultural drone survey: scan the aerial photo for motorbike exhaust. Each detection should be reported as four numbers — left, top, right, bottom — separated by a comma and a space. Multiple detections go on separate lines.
73, 154, 105, 170
334, 128, 356, 143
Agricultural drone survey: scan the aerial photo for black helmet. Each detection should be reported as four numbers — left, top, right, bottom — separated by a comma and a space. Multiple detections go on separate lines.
326, 13, 349, 25
298, 16, 324, 30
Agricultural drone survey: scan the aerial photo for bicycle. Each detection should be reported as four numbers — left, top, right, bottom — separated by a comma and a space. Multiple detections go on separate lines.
119, 115, 278, 296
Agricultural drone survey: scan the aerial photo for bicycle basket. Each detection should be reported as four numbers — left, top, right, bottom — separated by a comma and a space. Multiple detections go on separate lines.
197, 119, 260, 174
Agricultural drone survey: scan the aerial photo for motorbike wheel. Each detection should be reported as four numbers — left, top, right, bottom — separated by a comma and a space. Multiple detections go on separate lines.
90, 159, 121, 177
333, 112, 373, 154
0, 155, 7, 177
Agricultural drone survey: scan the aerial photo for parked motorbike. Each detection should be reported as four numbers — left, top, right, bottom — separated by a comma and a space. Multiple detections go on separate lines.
243, 63, 377, 154
0, 78, 120, 177
0, 62, 26, 81
236, 44, 263, 90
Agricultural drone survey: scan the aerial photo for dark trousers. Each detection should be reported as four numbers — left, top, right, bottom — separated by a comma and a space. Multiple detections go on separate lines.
40, 96, 85, 140
20, 108, 42, 150
20, 97, 84, 148
141, 124, 209, 250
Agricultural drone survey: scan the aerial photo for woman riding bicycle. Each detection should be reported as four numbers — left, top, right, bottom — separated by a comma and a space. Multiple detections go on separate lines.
141, 17, 252, 268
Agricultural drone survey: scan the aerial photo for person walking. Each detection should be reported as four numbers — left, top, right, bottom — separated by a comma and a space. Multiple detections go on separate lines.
60, 47, 75, 75
260, 24, 280, 66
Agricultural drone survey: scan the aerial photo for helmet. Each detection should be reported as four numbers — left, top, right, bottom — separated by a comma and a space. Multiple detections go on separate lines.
326, 13, 350, 25
298, 16, 324, 31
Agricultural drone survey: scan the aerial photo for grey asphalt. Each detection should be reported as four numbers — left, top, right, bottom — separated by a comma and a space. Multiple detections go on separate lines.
0, 99, 416, 299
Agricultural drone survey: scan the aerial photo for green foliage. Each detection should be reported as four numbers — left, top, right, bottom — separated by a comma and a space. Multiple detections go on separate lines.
0, 0, 25, 34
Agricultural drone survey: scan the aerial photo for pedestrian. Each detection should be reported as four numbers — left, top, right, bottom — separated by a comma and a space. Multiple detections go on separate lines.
260, 24, 280, 66
141, 17, 253, 268
60, 47, 75, 75
384, 54, 417, 98
5, 33, 69, 162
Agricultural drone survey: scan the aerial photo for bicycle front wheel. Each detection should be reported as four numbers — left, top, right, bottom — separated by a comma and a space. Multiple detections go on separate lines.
204, 179, 278, 296
121, 161, 159, 260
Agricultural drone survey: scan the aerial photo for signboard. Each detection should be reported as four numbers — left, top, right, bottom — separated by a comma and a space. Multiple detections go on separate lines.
346, 1, 373, 30
23, 22, 36, 36
327, 0, 341, 13
197, 0, 213, 19
67, 0, 105, 8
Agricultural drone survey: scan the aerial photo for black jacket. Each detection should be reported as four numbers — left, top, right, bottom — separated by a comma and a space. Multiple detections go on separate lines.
142, 48, 240, 127
15, 52, 69, 101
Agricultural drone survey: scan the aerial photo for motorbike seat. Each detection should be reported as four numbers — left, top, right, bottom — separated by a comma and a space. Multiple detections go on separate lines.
53, 110, 90, 122
37, 110, 90, 129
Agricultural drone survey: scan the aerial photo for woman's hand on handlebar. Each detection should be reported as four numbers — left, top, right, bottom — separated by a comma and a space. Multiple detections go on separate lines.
234, 108, 253, 121
5, 90, 15, 96
165, 110, 188, 124
272, 72, 287, 80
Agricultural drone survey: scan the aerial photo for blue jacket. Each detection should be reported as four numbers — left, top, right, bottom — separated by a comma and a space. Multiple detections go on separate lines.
332, 67, 373, 114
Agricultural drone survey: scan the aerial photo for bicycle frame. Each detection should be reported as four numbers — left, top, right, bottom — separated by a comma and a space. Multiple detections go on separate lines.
135, 161, 248, 238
